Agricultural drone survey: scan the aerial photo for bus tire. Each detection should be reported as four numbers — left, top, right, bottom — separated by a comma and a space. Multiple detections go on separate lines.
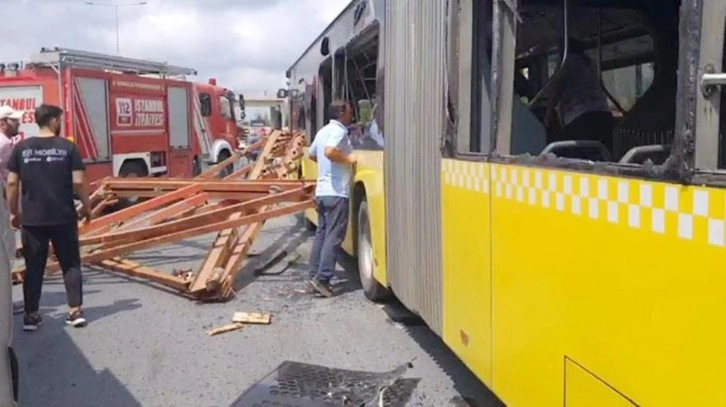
357, 200, 389, 302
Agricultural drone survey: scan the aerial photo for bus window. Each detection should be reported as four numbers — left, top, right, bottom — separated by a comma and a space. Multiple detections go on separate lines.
513, 1, 679, 164
319, 59, 333, 131
342, 26, 383, 150
455, 0, 493, 155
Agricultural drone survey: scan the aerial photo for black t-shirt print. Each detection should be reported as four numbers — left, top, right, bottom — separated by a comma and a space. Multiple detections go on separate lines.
7, 136, 85, 226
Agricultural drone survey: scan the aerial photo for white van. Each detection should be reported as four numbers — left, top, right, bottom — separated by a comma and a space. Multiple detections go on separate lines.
0, 188, 18, 406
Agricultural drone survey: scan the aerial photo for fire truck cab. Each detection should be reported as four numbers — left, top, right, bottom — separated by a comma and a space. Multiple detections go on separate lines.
0, 47, 240, 183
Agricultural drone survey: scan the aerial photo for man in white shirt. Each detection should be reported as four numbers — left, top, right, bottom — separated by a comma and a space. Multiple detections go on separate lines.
0, 106, 22, 187
306, 100, 357, 297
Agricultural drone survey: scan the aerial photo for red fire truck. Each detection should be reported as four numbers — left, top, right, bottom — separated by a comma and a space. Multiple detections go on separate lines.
0, 47, 243, 184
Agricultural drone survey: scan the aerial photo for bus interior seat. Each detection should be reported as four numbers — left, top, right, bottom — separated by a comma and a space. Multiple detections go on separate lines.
540, 140, 612, 162
618, 144, 670, 165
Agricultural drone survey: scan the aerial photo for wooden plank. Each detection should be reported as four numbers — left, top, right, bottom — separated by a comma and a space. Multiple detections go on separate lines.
113, 192, 209, 231
188, 130, 283, 296
216, 212, 268, 299
224, 164, 252, 180
79, 183, 203, 236
190, 212, 243, 293
110, 191, 274, 201
196, 151, 241, 179
206, 323, 244, 336
214, 133, 307, 299
102, 178, 312, 191
97, 258, 190, 291
249, 130, 282, 179
11, 200, 315, 278
80, 185, 313, 247
232, 311, 271, 325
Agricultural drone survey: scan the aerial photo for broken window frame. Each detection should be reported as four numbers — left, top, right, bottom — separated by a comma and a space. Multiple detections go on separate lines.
488, 0, 699, 185
445, 0, 495, 160
690, 0, 726, 177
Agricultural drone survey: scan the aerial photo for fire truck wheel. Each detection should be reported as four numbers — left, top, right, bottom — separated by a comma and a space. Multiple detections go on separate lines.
356, 200, 390, 302
117, 161, 149, 207
217, 150, 234, 178
119, 160, 148, 178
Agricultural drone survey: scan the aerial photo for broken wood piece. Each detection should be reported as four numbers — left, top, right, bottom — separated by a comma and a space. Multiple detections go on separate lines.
80, 185, 313, 247
206, 323, 244, 336
79, 183, 203, 236
112, 192, 209, 232
10, 200, 315, 279
12, 130, 312, 302
205, 267, 225, 292
188, 131, 284, 297
196, 151, 241, 179
232, 312, 271, 325
97, 258, 190, 292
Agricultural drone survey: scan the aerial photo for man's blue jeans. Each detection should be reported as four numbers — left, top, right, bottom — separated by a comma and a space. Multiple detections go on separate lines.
309, 196, 349, 283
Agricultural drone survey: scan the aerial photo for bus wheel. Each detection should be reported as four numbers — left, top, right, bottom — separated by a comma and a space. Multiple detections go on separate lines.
357, 200, 389, 302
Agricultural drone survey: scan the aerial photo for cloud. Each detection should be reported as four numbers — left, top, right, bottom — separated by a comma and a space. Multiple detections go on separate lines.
0, 0, 350, 92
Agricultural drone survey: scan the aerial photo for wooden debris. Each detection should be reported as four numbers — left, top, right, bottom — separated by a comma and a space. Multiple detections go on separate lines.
207, 323, 244, 336
232, 311, 272, 325
10, 130, 313, 302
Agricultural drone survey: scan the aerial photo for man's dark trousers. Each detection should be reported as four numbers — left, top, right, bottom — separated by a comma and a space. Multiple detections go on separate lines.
309, 196, 349, 283
21, 222, 83, 313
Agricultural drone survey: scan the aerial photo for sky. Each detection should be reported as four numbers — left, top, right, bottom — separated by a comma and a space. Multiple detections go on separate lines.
0, 0, 350, 94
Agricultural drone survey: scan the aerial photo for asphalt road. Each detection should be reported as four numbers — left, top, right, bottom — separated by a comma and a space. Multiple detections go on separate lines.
11, 213, 503, 407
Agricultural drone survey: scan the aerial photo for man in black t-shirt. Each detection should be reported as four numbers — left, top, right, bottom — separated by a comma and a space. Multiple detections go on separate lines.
6, 104, 92, 331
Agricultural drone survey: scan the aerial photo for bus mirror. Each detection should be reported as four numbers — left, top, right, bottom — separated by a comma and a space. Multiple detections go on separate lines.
277, 88, 289, 99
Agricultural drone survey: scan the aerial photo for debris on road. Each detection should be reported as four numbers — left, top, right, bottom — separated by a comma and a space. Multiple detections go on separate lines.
11, 130, 315, 302
207, 323, 245, 337
207, 311, 272, 336
232, 311, 271, 325
253, 250, 302, 276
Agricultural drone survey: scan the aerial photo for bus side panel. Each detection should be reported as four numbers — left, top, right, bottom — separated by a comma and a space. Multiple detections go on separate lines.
354, 151, 387, 286
441, 159, 493, 386
383, 0, 445, 334
489, 163, 726, 406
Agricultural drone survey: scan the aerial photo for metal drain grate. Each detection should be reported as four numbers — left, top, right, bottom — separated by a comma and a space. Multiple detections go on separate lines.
230, 361, 418, 407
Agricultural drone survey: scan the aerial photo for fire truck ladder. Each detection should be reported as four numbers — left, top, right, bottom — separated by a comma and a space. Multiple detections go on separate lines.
28, 47, 198, 79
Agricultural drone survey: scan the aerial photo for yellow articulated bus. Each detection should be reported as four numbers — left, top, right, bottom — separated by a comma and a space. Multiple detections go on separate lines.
281, 0, 726, 405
